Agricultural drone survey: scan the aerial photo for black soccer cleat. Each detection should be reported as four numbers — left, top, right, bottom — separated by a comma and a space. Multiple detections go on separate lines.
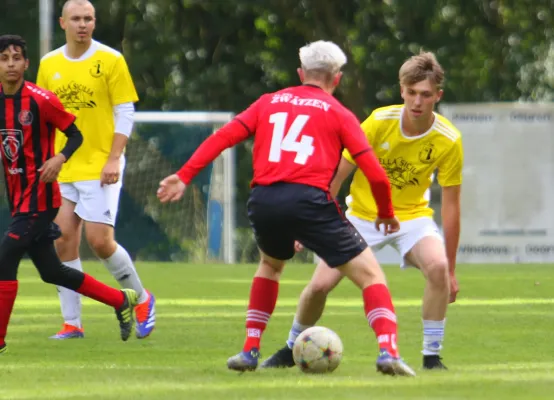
115, 289, 138, 341
0, 343, 6, 354
260, 345, 296, 369
423, 355, 448, 370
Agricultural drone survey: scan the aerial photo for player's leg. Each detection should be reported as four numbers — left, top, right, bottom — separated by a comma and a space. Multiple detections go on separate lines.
261, 213, 393, 369
0, 216, 30, 353
401, 223, 449, 370
52, 188, 85, 339
294, 189, 415, 376
337, 249, 416, 377
227, 251, 286, 371
260, 261, 343, 368
80, 178, 155, 339
227, 185, 294, 372
29, 217, 138, 341
288, 262, 342, 346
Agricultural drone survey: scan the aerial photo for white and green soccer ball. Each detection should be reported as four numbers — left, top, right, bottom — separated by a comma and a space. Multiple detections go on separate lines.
292, 326, 343, 374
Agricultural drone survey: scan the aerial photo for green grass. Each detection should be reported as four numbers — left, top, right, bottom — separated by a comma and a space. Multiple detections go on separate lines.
1, 262, 553, 399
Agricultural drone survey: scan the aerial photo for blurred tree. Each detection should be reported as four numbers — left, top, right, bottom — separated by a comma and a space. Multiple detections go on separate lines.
1, 0, 552, 259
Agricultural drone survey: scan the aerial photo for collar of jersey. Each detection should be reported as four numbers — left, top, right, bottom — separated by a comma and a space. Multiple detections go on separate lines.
399, 106, 437, 140
62, 40, 99, 62
0, 82, 25, 98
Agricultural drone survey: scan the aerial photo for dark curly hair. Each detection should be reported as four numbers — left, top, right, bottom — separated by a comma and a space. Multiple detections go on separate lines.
0, 35, 28, 59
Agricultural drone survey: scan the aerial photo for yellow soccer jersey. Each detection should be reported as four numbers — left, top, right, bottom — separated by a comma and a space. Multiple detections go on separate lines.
344, 105, 463, 221
36, 40, 139, 182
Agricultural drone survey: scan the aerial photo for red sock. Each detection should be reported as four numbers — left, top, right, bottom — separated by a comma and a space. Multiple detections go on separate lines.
0, 281, 18, 347
76, 274, 124, 309
243, 277, 279, 352
363, 283, 399, 358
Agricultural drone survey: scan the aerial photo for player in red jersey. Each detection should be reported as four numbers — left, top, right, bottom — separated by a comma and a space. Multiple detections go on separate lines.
0, 35, 138, 353
157, 40, 416, 376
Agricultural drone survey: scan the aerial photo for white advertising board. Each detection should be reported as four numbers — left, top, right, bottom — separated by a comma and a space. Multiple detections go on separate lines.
440, 103, 554, 263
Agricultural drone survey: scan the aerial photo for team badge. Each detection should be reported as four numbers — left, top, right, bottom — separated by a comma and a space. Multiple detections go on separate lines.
90, 60, 104, 78
418, 142, 437, 164
0, 129, 23, 162
18, 110, 33, 126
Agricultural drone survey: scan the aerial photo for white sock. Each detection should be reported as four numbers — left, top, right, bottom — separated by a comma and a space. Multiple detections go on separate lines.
286, 319, 312, 349
57, 258, 83, 328
102, 244, 147, 302
422, 319, 446, 355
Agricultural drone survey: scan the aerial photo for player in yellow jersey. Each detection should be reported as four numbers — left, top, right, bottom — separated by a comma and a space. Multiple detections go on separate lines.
262, 51, 462, 370
36, 0, 156, 340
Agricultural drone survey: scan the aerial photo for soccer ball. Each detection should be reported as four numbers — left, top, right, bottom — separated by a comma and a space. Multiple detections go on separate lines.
292, 326, 343, 373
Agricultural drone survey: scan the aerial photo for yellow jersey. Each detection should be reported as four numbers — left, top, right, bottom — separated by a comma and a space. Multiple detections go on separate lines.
344, 105, 463, 221
36, 40, 139, 182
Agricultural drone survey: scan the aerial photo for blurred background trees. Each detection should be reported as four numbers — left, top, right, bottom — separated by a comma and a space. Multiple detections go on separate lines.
1, 0, 552, 260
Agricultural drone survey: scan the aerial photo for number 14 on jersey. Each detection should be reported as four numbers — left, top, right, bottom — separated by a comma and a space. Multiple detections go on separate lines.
268, 112, 315, 165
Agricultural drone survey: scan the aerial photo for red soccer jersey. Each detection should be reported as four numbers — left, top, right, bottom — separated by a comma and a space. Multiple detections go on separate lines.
237, 85, 373, 190
0, 81, 76, 215
177, 85, 394, 218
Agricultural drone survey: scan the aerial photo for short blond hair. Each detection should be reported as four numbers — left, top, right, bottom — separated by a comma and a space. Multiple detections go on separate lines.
299, 40, 347, 82
399, 51, 444, 89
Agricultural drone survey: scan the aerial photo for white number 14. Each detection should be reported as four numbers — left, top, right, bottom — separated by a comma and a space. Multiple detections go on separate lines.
268, 112, 315, 165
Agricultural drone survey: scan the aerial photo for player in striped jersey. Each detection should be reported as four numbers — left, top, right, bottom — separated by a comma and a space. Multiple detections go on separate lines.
0, 35, 138, 353
263, 51, 463, 370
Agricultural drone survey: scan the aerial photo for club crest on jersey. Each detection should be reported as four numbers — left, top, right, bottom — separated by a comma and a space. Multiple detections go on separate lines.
418, 142, 437, 164
0, 129, 23, 162
90, 60, 104, 78
18, 110, 33, 126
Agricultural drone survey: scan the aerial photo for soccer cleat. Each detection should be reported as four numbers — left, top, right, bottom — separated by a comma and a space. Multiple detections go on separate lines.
423, 355, 448, 370
0, 344, 6, 354
49, 323, 85, 340
227, 348, 261, 372
135, 290, 156, 339
260, 345, 295, 368
376, 350, 417, 377
115, 289, 138, 341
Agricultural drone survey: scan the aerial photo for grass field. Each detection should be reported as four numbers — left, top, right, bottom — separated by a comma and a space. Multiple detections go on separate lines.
0, 262, 553, 400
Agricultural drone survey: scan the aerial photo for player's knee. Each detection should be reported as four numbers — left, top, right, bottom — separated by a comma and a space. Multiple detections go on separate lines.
306, 278, 333, 297
425, 259, 449, 288
87, 235, 116, 258
55, 232, 75, 250
38, 268, 62, 285
39, 264, 82, 289
260, 255, 285, 273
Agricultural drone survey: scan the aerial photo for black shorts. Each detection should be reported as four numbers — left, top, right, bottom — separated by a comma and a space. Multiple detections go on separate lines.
247, 183, 367, 267
1, 208, 61, 251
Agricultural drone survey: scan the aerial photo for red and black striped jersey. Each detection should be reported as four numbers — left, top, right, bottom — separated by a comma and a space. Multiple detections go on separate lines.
0, 81, 75, 215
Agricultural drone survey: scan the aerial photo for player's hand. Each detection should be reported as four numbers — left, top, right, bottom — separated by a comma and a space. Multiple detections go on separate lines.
38, 154, 66, 183
449, 272, 459, 303
101, 158, 120, 186
157, 174, 187, 203
294, 241, 304, 253
374, 216, 400, 235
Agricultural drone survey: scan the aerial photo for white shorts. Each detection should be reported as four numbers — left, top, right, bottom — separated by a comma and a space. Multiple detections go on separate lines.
60, 158, 125, 226
346, 214, 443, 268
